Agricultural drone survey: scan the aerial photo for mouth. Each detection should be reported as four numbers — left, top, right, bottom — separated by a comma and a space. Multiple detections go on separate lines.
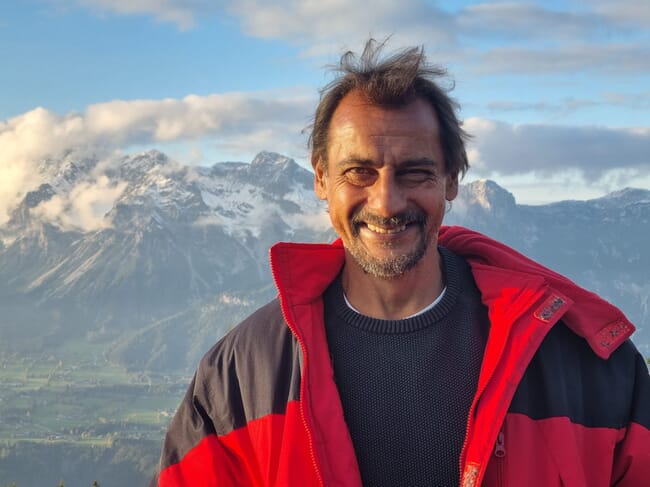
365, 223, 408, 234
352, 209, 426, 238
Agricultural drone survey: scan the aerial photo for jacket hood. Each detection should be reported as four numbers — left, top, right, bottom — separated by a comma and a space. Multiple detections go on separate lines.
439, 226, 634, 359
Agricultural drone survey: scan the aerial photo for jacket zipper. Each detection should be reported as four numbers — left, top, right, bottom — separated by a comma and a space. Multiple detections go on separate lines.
460, 287, 553, 486
271, 258, 325, 487
494, 430, 506, 486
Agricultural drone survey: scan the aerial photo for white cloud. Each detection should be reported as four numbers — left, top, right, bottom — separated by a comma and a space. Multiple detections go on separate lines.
57, 0, 648, 79
292, 208, 331, 232
602, 91, 650, 109
229, 0, 454, 48
585, 0, 650, 28
454, 3, 648, 75
0, 91, 314, 224
32, 176, 128, 231
466, 43, 650, 75
485, 98, 598, 115
0, 108, 90, 226
74, 0, 222, 30
83, 93, 312, 143
457, 3, 607, 41
61, 0, 456, 53
465, 117, 650, 181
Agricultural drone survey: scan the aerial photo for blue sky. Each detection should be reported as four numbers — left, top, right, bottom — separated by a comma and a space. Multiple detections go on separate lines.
1, 0, 649, 214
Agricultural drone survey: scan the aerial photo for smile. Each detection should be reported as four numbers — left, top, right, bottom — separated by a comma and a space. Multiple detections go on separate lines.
366, 223, 408, 234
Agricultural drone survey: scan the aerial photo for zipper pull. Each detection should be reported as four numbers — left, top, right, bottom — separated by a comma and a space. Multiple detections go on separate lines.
494, 431, 506, 458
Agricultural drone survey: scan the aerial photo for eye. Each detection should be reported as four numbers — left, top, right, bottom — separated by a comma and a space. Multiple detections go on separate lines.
344, 167, 377, 186
398, 168, 436, 186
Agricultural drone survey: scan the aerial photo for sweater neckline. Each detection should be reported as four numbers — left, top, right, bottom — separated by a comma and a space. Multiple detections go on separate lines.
329, 247, 461, 335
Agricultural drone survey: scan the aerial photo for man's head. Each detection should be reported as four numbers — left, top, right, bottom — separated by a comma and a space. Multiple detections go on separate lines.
311, 40, 467, 279
309, 39, 469, 178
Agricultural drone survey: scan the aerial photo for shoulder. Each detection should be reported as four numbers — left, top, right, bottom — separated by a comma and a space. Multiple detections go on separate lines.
191, 298, 302, 432
537, 322, 642, 379
198, 298, 295, 372
513, 322, 649, 429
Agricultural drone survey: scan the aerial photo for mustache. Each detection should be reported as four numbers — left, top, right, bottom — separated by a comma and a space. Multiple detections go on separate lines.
351, 208, 427, 229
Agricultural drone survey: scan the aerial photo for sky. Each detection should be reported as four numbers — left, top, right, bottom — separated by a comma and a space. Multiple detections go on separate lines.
1, 0, 649, 221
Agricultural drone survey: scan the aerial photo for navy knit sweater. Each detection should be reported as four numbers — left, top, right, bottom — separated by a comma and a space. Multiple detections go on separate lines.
323, 247, 489, 487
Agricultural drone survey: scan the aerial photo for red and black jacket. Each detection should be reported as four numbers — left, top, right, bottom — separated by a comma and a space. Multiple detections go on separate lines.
154, 226, 650, 486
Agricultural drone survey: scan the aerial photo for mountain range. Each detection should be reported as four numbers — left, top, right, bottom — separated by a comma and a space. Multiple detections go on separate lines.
1, 149, 648, 371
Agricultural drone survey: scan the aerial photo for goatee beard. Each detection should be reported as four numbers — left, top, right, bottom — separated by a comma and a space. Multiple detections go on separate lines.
347, 208, 428, 279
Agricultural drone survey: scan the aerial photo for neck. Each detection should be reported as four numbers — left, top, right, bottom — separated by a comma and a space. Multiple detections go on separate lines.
341, 247, 445, 320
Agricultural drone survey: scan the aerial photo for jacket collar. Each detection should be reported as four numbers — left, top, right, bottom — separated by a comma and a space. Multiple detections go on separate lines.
439, 226, 634, 359
270, 226, 634, 359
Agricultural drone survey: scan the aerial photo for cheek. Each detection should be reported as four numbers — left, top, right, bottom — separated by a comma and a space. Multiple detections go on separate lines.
327, 188, 362, 223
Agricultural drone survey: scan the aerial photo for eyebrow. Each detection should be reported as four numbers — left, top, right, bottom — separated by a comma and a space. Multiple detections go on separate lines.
399, 157, 438, 168
335, 156, 376, 170
335, 156, 439, 169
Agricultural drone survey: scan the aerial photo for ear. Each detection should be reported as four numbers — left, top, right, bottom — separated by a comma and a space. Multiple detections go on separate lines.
445, 171, 458, 201
313, 156, 328, 201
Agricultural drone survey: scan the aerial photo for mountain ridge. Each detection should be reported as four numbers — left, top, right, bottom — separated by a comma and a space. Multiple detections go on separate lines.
1, 149, 648, 370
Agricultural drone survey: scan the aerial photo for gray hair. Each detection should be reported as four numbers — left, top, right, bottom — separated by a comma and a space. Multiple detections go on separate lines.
309, 39, 470, 177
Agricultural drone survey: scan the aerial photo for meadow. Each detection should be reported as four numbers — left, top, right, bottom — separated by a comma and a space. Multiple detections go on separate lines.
0, 344, 188, 486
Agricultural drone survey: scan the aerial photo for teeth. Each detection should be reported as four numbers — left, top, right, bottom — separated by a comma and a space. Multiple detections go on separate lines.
366, 223, 407, 234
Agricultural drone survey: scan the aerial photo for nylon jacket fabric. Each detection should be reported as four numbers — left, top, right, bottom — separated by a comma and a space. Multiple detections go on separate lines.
154, 226, 650, 487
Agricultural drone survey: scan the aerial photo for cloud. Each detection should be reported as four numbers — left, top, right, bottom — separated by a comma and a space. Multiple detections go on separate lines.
292, 208, 331, 232
62, 0, 456, 52
0, 91, 314, 224
453, 3, 648, 75
486, 98, 598, 115
465, 118, 650, 181
74, 0, 223, 30
228, 0, 454, 48
457, 3, 608, 41
466, 43, 650, 75
0, 108, 90, 226
484, 92, 650, 119
31, 176, 128, 231
586, 0, 650, 29
602, 91, 650, 109
82, 93, 312, 143
59, 1, 648, 78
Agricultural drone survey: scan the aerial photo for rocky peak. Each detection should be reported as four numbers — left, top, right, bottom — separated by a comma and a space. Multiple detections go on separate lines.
210, 151, 312, 196
251, 151, 294, 167
37, 151, 100, 191
459, 179, 517, 211
597, 187, 650, 206
23, 183, 57, 209
117, 150, 172, 180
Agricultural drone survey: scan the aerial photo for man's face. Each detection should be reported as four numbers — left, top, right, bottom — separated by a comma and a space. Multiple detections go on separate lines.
314, 90, 458, 279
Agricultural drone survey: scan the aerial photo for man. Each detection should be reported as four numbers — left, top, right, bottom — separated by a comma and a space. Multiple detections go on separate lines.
153, 40, 650, 487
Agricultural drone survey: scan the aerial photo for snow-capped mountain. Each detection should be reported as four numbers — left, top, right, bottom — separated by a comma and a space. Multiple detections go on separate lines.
0, 152, 647, 371
0, 150, 329, 370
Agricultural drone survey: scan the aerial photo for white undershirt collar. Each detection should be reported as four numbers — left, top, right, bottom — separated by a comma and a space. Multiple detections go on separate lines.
343, 286, 447, 319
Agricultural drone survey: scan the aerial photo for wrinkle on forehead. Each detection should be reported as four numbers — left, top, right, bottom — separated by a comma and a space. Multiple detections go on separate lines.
330, 90, 439, 127
326, 94, 444, 170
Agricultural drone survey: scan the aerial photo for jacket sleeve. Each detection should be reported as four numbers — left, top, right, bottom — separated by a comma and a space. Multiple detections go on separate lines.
151, 368, 257, 487
611, 350, 650, 486
151, 299, 304, 487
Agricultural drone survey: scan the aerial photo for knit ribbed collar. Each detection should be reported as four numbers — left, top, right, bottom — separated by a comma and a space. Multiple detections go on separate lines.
328, 247, 462, 334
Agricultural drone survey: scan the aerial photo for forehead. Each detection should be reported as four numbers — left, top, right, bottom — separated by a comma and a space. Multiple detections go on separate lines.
326, 90, 442, 161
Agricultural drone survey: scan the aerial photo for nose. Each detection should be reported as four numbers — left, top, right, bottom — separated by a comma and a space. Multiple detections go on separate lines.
366, 170, 407, 218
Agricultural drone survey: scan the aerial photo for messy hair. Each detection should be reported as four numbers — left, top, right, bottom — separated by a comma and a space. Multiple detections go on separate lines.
309, 39, 469, 177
